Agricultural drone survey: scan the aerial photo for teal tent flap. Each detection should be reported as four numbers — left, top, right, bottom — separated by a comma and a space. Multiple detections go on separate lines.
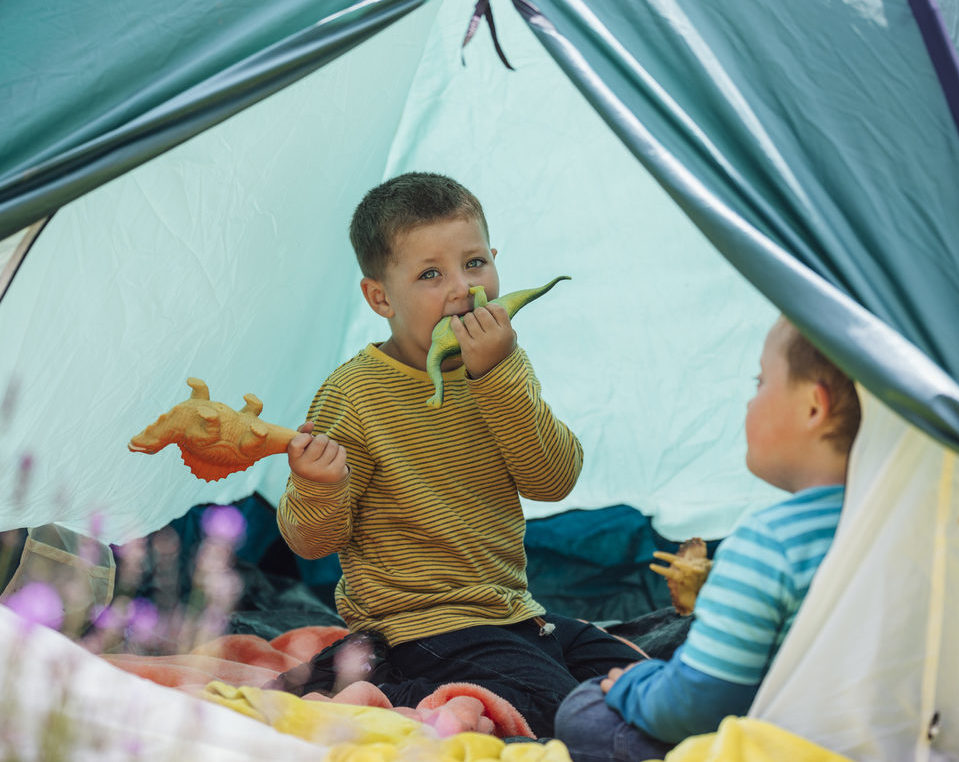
517, 0, 959, 450
0, 0, 425, 241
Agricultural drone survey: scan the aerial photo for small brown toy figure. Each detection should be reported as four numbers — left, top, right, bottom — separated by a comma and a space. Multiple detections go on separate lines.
128, 378, 297, 482
649, 538, 713, 616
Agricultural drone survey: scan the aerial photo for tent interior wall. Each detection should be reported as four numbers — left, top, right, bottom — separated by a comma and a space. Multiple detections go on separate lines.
0, 0, 782, 544
1, 0, 958, 760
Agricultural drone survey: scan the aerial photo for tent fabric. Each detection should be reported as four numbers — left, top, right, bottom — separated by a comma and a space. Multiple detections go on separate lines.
517, 0, 959, 452
910, 0, 959, 129
0, 0, 783, 544
0, 0, 452, 543
0, 1, 957, 758
750, 387, 959, 760
0, 221, 49, 301
0, 0, 425, 242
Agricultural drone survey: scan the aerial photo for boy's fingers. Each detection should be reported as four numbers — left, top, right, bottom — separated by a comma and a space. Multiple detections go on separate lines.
601, 667, 623, 692
450, 315, 471, 340
485, 302, 509, 324
471, 307, 498, 330
331, 446, 348, 475
298, 421, 315, 434
305, 434, 336, 462
459, 311, 480, 336
288, 432, 314, 458
316, 439, 344, 468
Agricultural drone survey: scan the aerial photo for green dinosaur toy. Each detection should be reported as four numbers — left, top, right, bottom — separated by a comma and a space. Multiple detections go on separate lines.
425, 275, 571, 408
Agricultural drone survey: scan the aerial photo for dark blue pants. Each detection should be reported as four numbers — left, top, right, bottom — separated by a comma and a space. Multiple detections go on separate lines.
554, 677, 675, 761
376, 613, 641, 738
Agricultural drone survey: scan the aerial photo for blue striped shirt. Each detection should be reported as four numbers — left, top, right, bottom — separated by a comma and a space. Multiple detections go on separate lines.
682, 485, 843, 684
604, 485, 844, 742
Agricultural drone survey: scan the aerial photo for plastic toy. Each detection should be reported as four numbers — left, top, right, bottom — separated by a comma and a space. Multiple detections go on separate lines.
649, 538, 713, 616
425, 275, 570, 407
128, 378, 297, 482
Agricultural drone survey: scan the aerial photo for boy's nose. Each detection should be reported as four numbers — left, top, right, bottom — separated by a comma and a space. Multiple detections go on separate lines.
448, 274, 472, 299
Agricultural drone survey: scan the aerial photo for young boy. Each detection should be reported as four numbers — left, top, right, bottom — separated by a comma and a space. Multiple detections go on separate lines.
553, 316, 862, 759
276, 172, 640, 737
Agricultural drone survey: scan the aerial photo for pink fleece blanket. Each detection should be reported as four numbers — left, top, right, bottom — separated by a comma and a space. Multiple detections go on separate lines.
100, 625, 534, 738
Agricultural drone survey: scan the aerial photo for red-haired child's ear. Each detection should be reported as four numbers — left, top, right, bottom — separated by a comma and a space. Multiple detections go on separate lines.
808, 381, 831, 429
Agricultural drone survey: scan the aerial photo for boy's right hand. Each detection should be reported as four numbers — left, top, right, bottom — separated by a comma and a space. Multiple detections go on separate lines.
601, 662, 638, 693
288, 421, 349, 483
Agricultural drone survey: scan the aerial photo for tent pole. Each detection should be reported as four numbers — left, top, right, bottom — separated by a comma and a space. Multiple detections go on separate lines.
915, 448, 954, 759
0, 216, 51, 304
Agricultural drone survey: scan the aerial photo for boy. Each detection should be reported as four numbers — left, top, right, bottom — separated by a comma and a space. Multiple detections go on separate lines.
554, 316, 862, 759
276, 172, 640, 737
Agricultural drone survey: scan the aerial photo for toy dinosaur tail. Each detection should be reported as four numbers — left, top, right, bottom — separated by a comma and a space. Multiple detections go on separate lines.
493, 275, 571, 318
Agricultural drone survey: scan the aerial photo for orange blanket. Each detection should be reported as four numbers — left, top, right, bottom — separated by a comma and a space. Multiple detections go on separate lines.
100, 625, 533, 738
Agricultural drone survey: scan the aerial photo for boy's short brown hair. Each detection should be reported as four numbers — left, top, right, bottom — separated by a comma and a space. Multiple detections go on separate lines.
349, 172, 489, 280
782, 321, 861, 454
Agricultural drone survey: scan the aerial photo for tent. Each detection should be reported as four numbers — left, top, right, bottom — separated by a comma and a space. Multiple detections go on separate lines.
1, 0, 957, 759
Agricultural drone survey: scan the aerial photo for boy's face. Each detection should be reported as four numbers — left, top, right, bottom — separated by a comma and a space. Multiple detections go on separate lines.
744, 320, 818, 492
361, 215, 499, 371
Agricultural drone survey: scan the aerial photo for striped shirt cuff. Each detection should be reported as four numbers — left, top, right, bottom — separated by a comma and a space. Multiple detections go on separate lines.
288, 471, 350, 507
466, 347, 529, 400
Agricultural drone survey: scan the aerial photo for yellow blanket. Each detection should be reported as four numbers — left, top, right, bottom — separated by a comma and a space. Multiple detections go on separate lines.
201, 681, 571, 761
645, 717, 853, 762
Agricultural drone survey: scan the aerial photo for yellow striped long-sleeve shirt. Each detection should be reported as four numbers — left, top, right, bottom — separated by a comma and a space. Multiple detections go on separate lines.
277, 343, 583, 645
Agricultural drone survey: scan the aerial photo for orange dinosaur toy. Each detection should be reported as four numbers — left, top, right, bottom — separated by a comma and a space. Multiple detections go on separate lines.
128, 378, 297, 482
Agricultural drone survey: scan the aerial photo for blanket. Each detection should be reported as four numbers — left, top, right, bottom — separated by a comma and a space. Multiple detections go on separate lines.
101, 625, 534, 739
201, 681, 567, 761
648, 717, 853, 762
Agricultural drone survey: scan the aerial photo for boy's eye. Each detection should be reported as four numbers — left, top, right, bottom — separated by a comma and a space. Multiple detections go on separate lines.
754, 374, 763, 387
419, 268, 439, 280
466, 257, 486, 269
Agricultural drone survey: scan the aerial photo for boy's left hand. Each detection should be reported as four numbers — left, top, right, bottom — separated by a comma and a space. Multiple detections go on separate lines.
451, 303, 517, 379
601, 662, 638, 693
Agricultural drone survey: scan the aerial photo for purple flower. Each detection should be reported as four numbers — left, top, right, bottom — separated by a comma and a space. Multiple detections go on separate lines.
126, 598, 159, 642
5, 581, 64, 630
0, 377, 19, 424
13, 453, 33, 504
201, 505, 246, 546
123, 738, 144, 756
91, 602, 126, 631
87, 511, 105, 541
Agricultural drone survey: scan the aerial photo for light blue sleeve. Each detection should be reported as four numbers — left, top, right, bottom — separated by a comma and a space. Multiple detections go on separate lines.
603, 647, 758, 744
680, 520, 792, 683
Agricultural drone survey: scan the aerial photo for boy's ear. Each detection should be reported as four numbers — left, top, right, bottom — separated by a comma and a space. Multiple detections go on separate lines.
807, 381, 831, 431
491, 247, 497, 259
361, 277, 393, 318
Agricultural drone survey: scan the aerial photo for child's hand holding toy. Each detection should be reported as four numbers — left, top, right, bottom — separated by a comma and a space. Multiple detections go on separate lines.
450, 296, 517, 380
287, 421, 348, 484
